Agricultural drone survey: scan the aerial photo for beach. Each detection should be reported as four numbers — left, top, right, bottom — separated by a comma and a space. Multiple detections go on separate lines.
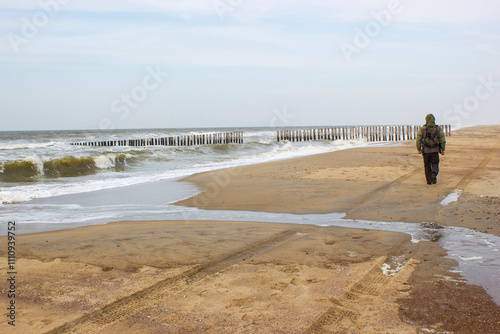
1, 125, 499, 333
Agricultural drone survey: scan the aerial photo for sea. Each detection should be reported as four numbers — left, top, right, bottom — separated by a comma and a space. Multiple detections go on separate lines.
0, 127, 371, 233
1, 126, 499, 304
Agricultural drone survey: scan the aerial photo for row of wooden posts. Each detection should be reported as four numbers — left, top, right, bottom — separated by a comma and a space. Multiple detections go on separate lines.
70, 131, 244, 147
277, 125, 452, 142
70, 126, 452, 147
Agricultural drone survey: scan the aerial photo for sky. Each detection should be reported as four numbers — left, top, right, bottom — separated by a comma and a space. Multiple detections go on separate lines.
1, 0, 499, 131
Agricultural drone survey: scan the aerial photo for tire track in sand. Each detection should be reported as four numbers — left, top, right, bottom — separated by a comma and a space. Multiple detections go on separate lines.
346, 166, 423, 210
305, 256, 419, 333
46, 229, 299, 334
454, 148, 498, 190
348, 147, 497, 210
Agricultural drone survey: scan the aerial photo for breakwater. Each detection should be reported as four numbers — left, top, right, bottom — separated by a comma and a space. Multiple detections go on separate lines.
277, 125, 452, 142
69, 126, 452, 147
70, 131, 244, 147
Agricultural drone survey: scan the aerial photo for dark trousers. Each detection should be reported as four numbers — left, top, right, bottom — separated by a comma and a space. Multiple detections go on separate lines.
423, 152, 440, 183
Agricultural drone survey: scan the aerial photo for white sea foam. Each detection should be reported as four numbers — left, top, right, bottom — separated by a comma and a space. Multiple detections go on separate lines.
94, 155, 115, 169
240, 139, 368, 165
0, 141, 56, 150
381, 261, 405, 276
381, 254, 409, 276
484, 240, 496, 247
419, 328, 454, 334
26, 155, 45, 175
459, 256, 483, 261
440, 189, 462, 206
0, 169, 185, 204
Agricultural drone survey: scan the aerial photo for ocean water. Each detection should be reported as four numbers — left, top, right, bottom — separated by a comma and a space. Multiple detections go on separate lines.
0, 127, 369, 230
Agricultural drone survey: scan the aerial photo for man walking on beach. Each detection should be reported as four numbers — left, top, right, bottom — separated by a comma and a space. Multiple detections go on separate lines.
416, 114, 446, 185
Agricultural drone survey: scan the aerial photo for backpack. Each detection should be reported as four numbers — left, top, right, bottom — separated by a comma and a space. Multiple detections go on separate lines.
422, 125, 441, 148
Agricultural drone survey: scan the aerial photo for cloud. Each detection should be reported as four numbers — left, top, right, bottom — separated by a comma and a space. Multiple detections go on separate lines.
2, 0, 499, 21
0, 0, 213, 15
1, 0, 499, 130
2, 0, 498, 71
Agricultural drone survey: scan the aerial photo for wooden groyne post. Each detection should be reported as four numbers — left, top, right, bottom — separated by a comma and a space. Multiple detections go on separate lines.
277, 125, 451, 142
70, 131, 244, 147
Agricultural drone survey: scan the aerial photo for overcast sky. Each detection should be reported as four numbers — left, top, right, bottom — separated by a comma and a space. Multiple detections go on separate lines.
1, 0, 499, 131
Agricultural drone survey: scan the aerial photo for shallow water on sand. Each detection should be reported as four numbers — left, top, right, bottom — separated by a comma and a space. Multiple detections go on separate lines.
165, 209, 500, 305
4, 204, 499, 305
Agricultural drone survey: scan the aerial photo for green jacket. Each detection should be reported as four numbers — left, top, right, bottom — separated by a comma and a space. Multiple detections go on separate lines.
416, 114, 446, 153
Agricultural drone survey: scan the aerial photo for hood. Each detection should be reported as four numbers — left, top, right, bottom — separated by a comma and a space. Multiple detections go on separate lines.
425, 114, 436, 125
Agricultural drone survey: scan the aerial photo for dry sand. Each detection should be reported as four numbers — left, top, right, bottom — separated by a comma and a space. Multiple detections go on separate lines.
1, 125, 499, 333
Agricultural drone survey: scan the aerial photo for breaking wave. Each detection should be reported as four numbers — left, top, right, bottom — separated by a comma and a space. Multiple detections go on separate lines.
0, 127, 371, 204
0, 154, 130, 181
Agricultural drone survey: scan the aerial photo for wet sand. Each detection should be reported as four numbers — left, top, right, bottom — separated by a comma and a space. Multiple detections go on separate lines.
1, 125, 499, 333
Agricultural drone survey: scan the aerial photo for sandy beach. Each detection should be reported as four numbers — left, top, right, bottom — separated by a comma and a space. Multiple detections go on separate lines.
1, 126, 499, 333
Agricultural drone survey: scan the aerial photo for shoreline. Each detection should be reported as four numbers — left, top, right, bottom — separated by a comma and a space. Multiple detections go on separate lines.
174, 125, 500, 236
